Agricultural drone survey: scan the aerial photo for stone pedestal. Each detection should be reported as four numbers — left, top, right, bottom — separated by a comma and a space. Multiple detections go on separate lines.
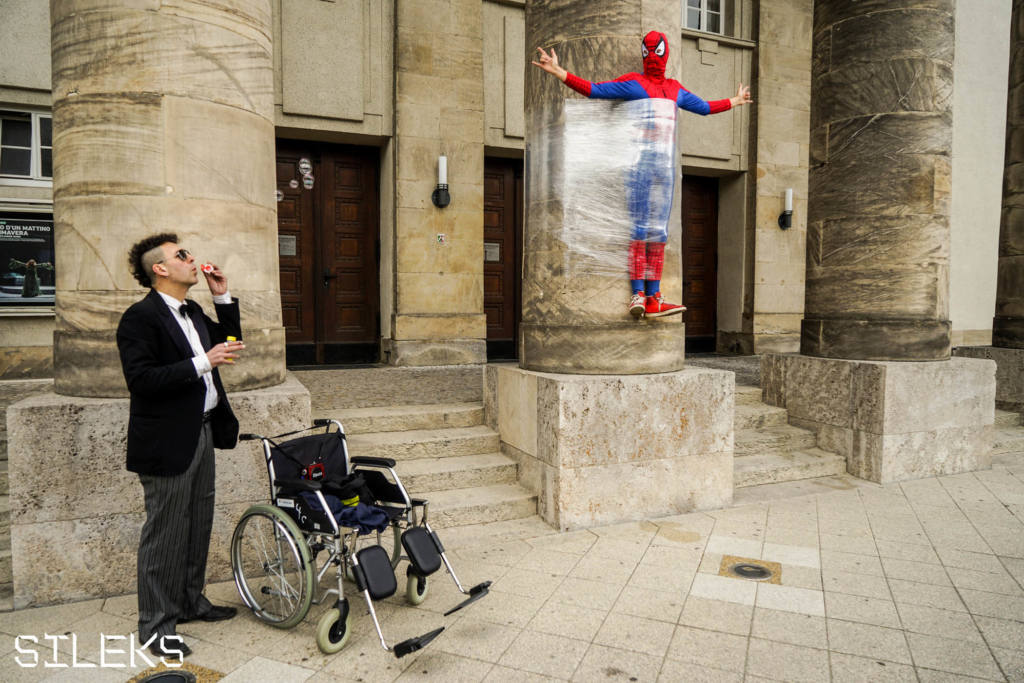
485, 365, 733, 530
955, 346, 1024, 413
7, 374, 310, 607
762, 354, 995, 483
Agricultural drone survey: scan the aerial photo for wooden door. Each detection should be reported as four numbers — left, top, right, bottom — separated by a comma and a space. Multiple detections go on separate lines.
483, 158, 523, 360
681, 175, 718, 350
276, 140, 379, 365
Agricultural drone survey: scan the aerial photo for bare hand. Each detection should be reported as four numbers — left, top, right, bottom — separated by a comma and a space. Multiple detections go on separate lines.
732, 83, 752, 106
202, 263, 228, 296
532, 47, 567, 81
206, 339, 244, 367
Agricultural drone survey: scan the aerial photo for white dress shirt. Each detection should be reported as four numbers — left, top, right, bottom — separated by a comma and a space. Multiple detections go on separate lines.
157, 290, 232, 413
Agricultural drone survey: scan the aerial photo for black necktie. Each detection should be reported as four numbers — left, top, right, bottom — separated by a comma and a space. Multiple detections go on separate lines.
179, 303, 188, 319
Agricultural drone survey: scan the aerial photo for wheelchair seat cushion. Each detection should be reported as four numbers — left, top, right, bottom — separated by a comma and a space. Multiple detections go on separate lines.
401, 526, 442, 576
298, 492, 389, 535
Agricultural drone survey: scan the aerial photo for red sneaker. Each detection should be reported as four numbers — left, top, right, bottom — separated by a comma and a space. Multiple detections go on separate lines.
629, 292, 646, 318
644, 292, 686, 318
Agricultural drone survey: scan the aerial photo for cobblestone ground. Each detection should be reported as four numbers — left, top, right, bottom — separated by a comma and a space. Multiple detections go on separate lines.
2, 452, 1022, 682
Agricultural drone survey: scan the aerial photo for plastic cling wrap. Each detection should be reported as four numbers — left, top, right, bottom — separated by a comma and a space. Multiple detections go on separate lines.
557, 98, 679, 277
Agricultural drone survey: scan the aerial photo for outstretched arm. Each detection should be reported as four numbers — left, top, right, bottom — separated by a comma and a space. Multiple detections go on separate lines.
678, 82, 752, 115
532, 46, 647, 100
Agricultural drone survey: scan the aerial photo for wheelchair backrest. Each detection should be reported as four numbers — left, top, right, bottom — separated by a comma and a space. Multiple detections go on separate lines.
269, 431, 348, 484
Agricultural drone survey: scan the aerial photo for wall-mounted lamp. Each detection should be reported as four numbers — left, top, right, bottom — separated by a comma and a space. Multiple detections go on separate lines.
778, 188, 793, 230
431, 155, 450, 208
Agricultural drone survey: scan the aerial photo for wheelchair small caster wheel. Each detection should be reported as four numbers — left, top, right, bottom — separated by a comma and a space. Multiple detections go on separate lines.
406, 572, 429, 605
316, 606, 351, 654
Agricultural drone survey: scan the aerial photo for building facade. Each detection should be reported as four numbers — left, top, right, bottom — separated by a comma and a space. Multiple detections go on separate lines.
0, 0, 1008, 378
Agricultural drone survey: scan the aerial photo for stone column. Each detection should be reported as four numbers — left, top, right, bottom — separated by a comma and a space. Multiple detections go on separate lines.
763, 0, 996, 484
996, 0, 1024, 351
50, 0, 285, 396
488, 1, 734, 529
522, 0, 685, 374
6, 1, 311, 607
802, 0, 954, 361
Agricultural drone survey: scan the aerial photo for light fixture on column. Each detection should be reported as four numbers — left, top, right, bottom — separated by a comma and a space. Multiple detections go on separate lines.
778, 188, 793, 230
432, 155, 450, 208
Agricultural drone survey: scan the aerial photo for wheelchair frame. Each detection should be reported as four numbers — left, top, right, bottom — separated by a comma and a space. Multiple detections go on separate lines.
230, 418, 490, 657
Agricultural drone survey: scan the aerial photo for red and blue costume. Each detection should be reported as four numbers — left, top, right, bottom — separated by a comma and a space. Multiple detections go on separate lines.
561, 31, 732, 301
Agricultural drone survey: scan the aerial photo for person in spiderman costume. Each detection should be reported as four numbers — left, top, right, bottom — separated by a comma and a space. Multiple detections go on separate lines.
533, 31, 752, 318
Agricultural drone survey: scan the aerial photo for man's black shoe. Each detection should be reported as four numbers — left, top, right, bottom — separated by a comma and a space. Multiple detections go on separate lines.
149, 636, 191, 659
177, 605, 238, 623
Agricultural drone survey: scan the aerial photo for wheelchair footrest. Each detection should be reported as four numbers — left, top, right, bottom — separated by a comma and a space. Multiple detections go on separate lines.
443, 581, 492, 617
401, 527, 443, 577
354, 545, 398, 601
394, 626, 445, 659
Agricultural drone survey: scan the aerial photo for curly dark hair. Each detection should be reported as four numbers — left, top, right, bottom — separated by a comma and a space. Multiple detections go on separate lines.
128, 232, 178, 287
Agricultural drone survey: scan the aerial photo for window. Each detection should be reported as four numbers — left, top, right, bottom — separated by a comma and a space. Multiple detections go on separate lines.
684, 0, 723, 35
0, 111, 52, 181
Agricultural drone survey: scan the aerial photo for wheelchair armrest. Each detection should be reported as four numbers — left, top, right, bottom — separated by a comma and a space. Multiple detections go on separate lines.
276, 477, 322, 492
351, 456, 397, 468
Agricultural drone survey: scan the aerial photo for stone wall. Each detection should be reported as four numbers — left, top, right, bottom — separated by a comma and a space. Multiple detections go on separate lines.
384, 0, 487, 366
750, 0, 813, 354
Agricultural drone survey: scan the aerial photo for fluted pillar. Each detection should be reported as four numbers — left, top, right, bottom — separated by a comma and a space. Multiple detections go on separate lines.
49, 0, 285, 396
802, 0, 954, 361
996, 0, 1024, 349
522, 0, 684, 374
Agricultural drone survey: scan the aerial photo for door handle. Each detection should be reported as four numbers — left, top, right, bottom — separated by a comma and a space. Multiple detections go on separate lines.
323, 269, 337, 288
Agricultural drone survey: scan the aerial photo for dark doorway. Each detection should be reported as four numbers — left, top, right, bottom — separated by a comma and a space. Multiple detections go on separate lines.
483, 157, 523, 360
681, 175, 719, 353
276, 140, 380, 365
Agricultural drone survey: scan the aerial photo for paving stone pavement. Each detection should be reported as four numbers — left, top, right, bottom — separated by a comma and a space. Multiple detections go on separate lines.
2, 452, 1023, 682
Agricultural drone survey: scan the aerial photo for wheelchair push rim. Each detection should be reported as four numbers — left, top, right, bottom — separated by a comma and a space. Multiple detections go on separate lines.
231, 504, 315, 629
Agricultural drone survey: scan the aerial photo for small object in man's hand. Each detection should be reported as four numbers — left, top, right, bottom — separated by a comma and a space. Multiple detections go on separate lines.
200, 263, 214, 274
225, 336, 237, 363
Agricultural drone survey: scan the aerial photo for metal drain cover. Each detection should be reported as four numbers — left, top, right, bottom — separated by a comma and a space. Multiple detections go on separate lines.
137, 672, 197, 683
731, 563, 773, 580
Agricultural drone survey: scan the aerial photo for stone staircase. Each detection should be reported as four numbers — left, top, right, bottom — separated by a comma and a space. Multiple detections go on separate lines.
295, 368, 537, 529
733, 384, 848, 488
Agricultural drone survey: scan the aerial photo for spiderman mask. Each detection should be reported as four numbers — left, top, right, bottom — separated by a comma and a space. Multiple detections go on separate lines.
641, 31, 668, 80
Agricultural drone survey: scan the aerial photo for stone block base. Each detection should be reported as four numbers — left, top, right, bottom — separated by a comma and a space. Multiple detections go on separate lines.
7, 374, 311, 607
383, 339, 486, 366
762, 354, 995, 483
954, 346, 1024, 413
485, 365, 734, 530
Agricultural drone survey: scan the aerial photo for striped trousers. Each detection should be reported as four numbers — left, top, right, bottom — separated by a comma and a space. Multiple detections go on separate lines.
137, 421, 216, 641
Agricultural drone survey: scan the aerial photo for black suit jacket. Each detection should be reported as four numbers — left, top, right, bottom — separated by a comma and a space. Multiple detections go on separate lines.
116, 288, 241, 476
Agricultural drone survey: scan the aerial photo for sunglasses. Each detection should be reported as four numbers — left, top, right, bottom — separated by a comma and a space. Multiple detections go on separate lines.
171, 248, 191, 261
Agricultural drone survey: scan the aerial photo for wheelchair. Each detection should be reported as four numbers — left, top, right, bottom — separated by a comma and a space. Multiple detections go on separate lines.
230, 419, 491, 656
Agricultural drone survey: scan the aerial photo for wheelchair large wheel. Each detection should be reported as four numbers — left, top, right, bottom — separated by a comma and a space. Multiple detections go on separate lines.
231, 504, 314, 629
343, 522, 403, 581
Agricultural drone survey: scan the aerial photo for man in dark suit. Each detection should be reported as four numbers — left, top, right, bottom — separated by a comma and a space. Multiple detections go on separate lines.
117, 232, 246, 659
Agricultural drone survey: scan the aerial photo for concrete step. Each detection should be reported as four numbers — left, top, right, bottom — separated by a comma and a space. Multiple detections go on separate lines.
993, 426, 1024, 454
318, 403, 484, 435
735, 448, 847, 488
0, 495, 7, 527
417, 483, 537, 529
994, 409, 1022, 429
735, 403, 788, 430
735, 424, 817, 457
399, 453, 517, 493
0, 460, 6, 496
735, 385, 766, 406
296, 366, 483, 410
0, 548, 9, 587
0, 434, 6, 461
347, 425, 499, 461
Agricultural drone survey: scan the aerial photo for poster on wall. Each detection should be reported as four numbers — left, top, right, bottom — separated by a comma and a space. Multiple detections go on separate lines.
0, 214, 55, 305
